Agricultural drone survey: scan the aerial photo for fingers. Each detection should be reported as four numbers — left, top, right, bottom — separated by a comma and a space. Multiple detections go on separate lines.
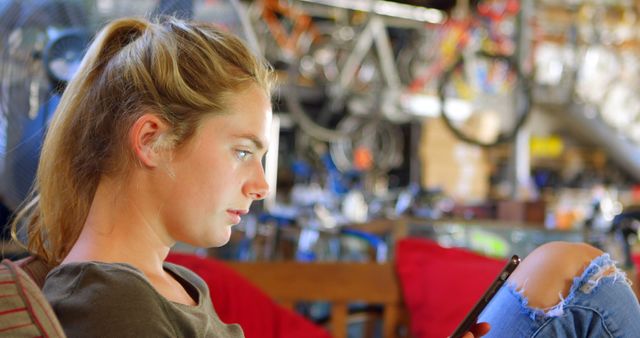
470, 322, 491, 337
447, 322, 491, 338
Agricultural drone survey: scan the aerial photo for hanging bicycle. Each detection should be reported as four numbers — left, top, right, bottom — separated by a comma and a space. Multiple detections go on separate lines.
283, 0, 445, 142
436, 0, 532, 147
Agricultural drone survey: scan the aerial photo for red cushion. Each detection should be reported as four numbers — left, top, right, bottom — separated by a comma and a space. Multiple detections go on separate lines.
395, 238, 506, 338
166, 253, 331, 338
632, 253, 640, 282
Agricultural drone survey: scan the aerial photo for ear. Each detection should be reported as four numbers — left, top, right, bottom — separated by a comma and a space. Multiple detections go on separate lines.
129, 113, 171, 168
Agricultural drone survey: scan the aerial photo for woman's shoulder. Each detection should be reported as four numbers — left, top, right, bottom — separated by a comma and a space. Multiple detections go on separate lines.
44, 261, 168, 309
45, 261, 153, 293
43, 261, 178, 337
43, 261, 210, 308
47, 260, 147, 277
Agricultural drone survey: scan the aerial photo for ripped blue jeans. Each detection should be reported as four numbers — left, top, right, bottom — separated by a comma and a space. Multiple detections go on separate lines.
479, 254, 640, 337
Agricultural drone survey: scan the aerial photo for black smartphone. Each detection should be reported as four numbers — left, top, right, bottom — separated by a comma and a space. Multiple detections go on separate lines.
450, 255, 521, 338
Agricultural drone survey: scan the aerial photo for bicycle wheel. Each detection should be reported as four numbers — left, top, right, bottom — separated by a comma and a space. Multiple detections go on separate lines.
329, 115, 403, 173
286, 23, 384, 142
438, 51, 531, 147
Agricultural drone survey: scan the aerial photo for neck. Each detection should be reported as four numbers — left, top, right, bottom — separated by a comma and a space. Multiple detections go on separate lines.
63, 174, 174, 277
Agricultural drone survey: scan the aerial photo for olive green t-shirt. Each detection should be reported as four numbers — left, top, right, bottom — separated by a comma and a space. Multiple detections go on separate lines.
43, 261, 244, 338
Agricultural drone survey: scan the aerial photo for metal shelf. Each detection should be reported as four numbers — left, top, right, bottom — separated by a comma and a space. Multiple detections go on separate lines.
546, 102, 640, 182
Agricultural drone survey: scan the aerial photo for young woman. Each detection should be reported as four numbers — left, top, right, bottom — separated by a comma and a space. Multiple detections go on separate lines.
13, 17, 272, 337
11, 16, 640, 338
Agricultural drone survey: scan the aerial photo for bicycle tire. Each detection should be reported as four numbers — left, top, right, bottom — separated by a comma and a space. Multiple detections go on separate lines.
329, 115, 403, 173
285, 22, 385, 142
437, 51, 532, 148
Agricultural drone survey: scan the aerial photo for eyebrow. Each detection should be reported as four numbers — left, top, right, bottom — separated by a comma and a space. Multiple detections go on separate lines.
232, 133, 266, 151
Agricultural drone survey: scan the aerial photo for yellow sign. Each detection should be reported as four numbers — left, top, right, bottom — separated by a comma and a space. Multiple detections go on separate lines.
530, 135, 564, 158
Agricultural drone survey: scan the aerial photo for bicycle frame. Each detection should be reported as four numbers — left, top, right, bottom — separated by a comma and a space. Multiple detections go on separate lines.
333, 15, 402, 108
259, 0, 320, 60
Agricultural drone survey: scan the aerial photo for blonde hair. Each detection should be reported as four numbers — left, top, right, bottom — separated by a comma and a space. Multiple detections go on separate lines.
11, 17, 273, 265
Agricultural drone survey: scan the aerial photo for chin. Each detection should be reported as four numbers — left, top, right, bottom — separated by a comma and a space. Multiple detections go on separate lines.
206, 238, 232, 248
202, 232, 232, 248
178, 233, 230, 249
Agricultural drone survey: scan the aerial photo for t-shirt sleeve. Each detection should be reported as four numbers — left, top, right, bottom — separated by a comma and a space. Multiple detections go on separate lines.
44, 265, 177, 338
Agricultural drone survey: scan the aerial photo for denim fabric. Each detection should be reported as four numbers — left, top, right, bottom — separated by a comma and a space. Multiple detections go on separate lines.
479, 254, 640, 337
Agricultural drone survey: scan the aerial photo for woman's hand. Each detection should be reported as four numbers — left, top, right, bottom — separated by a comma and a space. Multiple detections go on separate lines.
462, 322, 491, 338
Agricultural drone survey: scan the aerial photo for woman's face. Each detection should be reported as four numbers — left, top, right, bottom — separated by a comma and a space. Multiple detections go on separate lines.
160, 85, 272, 247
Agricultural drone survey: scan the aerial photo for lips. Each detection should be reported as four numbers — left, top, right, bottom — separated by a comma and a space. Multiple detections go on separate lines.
226, 209, 248, 224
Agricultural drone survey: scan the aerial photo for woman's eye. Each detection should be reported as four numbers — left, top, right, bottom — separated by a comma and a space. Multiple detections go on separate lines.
236, 150, 251, 160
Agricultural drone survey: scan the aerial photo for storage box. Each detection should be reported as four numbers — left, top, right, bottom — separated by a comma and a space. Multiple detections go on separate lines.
419, 118, 490, 203
497, 200, 546, 225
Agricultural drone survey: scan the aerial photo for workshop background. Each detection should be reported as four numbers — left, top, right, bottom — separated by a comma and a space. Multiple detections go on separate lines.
2, 1, 640, 337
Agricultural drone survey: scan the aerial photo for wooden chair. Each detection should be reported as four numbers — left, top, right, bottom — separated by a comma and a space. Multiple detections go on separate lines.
226, 261, 407, 338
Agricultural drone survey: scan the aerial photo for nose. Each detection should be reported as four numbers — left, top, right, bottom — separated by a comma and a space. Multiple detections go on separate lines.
245, 165, 270, 200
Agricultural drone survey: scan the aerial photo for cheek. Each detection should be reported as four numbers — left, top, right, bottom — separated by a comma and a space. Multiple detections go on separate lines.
170, 143, 245, 211
183, 164, 241, 210
177, 151, 226, 192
